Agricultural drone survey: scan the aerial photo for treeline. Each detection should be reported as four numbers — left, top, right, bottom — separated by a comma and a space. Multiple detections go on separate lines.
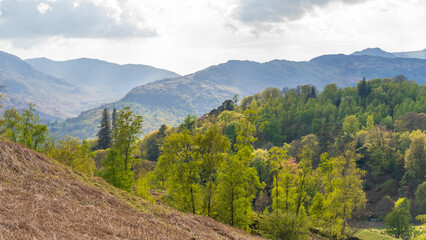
139, 77, 425, 239
1, 78, 425, 239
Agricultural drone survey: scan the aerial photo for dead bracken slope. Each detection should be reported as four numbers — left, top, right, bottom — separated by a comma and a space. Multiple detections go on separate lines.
0, 139, 264, 240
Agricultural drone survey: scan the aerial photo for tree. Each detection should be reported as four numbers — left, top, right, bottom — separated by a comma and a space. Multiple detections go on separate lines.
48, 137, 95, 176
357, 77, 371, 98
112, 108, 117, 133
97, 107, 112, 149
261, 208, 310, 240
1, 104, 48, 151
101, 148, 134, 191
2, 107, 21, 141
196, 125, 230, 216
214, 105, 264, 229
232, 94, 240, 106
342, 115, 360, 136
404, 130, 425, 186
215, 152, 263, 229
157, 130, 201, 213
415, 182, 426, 214
317, 151, 366, 239
112, 106, 143, 170
385, 198, 413, 239
20, 103, 38, 147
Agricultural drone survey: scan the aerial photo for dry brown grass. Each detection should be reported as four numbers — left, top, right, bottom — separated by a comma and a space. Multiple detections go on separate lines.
0, 139, 264, 240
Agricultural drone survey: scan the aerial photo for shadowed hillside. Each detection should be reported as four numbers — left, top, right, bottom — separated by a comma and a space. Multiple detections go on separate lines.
0, 139, 263, 240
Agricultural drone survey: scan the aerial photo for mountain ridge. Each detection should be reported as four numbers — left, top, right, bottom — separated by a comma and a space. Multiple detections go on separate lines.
0, 51, 179, 120
51, 52, 426, 139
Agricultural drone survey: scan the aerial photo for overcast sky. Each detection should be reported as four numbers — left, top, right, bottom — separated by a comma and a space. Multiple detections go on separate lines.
0, 0, 425, 75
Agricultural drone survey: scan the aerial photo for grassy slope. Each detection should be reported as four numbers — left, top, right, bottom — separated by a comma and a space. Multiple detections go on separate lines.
0, 139, 263, 240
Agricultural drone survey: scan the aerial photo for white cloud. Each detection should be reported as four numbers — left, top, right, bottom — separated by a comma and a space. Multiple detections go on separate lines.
0, 0, 156, 39
0, 0, 425, 75
37, 3, 52, 14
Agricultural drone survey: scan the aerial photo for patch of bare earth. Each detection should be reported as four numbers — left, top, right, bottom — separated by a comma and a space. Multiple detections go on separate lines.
0, 140, 264, 240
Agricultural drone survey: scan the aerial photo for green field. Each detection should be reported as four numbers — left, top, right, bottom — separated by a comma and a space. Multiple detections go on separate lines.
355, 229, 398, 240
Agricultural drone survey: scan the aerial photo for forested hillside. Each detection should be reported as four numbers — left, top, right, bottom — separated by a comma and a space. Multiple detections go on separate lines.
51, 53, 426, 139
1, 77, 425, 239
137, 78, 425, 239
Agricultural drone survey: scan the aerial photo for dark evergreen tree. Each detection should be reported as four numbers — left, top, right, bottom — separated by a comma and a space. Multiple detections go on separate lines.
112, 108, 117, 132
97, 107, 112, 149
357, 77, 371, 98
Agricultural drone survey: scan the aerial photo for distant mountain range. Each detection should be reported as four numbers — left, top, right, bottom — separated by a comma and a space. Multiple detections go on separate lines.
48, 49, 426, 139
2, 48, 426, 138
351, 47, 426, 59
0, 51, 179, 120
26, 57, 180, 97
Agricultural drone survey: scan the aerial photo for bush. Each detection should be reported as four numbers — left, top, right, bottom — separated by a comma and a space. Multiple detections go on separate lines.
261, 208, 309, 240
385, 198, 413, 239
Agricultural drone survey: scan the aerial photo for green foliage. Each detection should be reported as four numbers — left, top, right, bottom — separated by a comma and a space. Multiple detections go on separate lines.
97, 107, 112, 149
48, 137, 95, 176
415, 182, 426, 214
101, 148, 134, 192
313, 151, 366, 239
404, 131, 426, 186
214, 154, 263, 229
1, 103, 49, 151
100, 106, 143, 192
135, 168, 153, 201
112, 106, 143, 170
138, 124, 171, 161
196, 124, 230, 216
343, 115, 360, 136
361, 126, 403, 182
385, 198, 413, 239
261, 208, 310, 240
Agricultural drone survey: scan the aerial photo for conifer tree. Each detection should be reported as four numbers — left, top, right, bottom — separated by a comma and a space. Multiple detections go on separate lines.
112, 108, 117, 133
97, 107, 112, 149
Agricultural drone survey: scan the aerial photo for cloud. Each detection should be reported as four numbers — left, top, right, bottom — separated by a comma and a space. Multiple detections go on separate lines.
232, 0, 367, 24
0, 0, 156, 39
37, 3, 52, 14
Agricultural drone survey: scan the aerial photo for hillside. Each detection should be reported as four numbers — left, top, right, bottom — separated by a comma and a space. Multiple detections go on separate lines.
26, 57, 180, 97
0, 51, 104, 120
0, 139, 263, 240
0, 51, 179, 120
352, 47, 426, 59
52, 53, 426, 139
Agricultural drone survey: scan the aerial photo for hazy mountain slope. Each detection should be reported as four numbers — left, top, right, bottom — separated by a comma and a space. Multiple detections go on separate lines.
0, 139, 263, 240
393, 49, 426, 59
0, 51, 106, 120
352, 47, 426, 59
351, 47, 397, 58
26, 57, 180, 96
52, 53, 426, 139
309, 54, 426, 84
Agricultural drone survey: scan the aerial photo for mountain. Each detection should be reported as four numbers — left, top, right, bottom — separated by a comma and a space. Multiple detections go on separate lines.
52, 53, 426, 139
352, 47, 426, 59
0, 139, 262, 239
393, 49, 426, 59
351, 47, 397, 58
0, 51, 179, 120
0, 51, 103, 120
26, 57, 180, 97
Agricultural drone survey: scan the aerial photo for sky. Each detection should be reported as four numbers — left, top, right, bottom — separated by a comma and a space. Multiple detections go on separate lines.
0, 0, 425, 75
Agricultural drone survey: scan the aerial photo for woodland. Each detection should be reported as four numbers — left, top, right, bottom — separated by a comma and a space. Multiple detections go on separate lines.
0, 77, 425, 240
